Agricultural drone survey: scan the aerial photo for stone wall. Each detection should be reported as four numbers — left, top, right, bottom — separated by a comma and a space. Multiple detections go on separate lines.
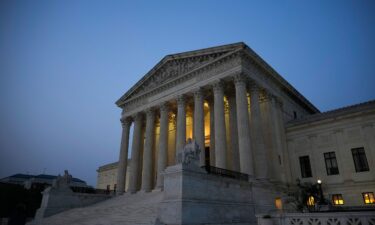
34, 187, 110, 220
286, 102, 375, 206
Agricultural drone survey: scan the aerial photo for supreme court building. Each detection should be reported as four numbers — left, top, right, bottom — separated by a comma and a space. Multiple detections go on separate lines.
100, 42, 375, 208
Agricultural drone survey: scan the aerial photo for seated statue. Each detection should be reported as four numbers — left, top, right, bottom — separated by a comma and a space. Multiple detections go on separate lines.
177, 138, 201, 167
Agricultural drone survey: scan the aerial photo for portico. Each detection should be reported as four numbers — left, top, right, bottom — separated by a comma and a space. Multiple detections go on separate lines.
116, 76, 282, 194
115, 42, 318, 194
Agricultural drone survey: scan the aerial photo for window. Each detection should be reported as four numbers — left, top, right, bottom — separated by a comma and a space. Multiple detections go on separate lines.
299, 156, 312, 178
352, 147, 369, 172
275, 197, 282, 209
293, 111, 297, 119
362, 192, 375, 204
331, 194, 344, 205
307, 196, 315, 206
324, 152, 339, 175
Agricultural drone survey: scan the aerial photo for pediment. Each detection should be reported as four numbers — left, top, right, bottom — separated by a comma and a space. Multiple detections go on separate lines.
116, 43, 246, 106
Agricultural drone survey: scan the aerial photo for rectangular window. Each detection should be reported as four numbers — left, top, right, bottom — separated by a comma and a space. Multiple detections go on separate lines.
352, 147, 369, 172
293, 111, 297, 119
299, 156, 312, 178
324, 152, 339, 175
362, 192, 375, 204
275, 197, 282, 209
331, 194, 344, 205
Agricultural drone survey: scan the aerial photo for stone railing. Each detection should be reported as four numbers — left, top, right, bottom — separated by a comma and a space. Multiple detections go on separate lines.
257, 212, 375, 225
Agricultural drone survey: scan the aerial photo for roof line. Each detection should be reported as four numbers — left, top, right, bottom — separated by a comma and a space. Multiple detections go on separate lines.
287, 99, 375, 126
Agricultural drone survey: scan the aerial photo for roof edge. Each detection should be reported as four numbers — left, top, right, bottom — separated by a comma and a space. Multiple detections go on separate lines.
287, 99, 375, 127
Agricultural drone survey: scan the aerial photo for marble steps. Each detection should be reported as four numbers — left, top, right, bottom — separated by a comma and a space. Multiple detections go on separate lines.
32, 191, 163, 225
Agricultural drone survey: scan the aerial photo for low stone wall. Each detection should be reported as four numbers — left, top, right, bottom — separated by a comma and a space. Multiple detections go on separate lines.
256, 212, 375, 225
34, 187, 111, 220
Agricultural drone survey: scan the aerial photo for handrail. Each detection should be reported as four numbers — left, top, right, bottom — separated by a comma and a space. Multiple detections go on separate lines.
202, 165, 249, 181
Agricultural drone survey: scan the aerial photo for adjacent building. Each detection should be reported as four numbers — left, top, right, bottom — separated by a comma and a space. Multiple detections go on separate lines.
0, 173, 89, 189
96, 161, 131, 191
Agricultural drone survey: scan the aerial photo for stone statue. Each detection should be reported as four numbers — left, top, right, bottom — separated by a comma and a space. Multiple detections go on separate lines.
177, 138, 201, 167
52, 170, 72, 190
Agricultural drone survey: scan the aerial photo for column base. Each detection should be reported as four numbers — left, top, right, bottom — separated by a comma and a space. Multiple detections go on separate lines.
152, 188, 163, 192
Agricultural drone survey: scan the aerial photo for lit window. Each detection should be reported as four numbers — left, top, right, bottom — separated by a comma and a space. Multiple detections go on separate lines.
352, 147, 369, 172
362, 192, 375, 204
307, 196, 315, 206
331, 194, 344, 205
275, 197, 282, 209
324, 152, 339, 175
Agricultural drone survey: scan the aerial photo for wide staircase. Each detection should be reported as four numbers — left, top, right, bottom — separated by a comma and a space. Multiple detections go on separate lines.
31, 191, 163, 225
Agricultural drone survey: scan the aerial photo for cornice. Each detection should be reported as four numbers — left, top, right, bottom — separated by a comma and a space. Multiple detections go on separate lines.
287, 100, 375, 129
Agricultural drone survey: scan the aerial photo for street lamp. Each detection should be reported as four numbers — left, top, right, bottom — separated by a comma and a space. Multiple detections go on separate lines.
317, 179, 325, 205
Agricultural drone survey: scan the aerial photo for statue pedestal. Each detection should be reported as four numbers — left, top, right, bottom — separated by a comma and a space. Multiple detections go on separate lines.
158, 163, 255, 225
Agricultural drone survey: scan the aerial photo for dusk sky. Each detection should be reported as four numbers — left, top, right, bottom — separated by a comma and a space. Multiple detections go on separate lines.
1, 1, 374, 186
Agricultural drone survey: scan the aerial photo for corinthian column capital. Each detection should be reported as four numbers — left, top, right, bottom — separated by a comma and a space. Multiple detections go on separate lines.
249, 81, 260, 93
212, 80, 224, 94
193, 88, 203, 100
120, 117, 132, 128
132, 112, 143, 123
159, 102, 169, 113
176, 95, 185, 106
145, 109, 155, 122
233, 72, 248, 86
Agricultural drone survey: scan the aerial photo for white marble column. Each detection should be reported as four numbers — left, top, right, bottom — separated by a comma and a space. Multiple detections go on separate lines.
273, 97, 292, 183
234, 74, 254, 176
176, 95, 186, 160
194, 88, 205, 166
208, 99, 215, 166
250, 83, 268, 179
267, 94, 287, 182
128, 113, 143, 193
156, 103, 169, 189
212, 81, 227, 169
116, 117, 131, 195
227, 92, 240, 172
141, 109, 155, 192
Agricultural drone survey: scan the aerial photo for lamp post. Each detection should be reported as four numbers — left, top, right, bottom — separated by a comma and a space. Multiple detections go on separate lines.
317, 179, 325, 204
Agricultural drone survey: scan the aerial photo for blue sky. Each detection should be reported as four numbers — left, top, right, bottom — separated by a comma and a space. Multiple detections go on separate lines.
1, 1, 374, 186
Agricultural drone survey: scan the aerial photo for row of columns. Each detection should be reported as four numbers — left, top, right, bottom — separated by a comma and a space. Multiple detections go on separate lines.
116, 73, 275, 194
